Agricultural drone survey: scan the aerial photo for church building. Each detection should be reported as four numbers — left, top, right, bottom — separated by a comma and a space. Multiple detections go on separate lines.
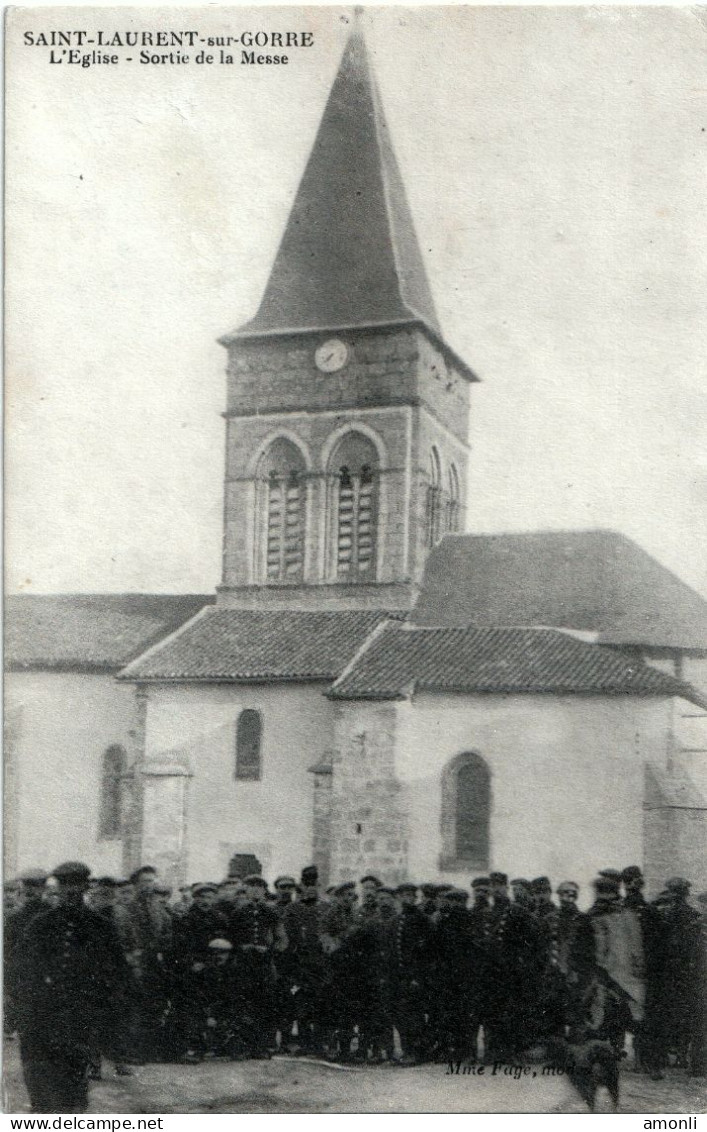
6, 27, 707, 896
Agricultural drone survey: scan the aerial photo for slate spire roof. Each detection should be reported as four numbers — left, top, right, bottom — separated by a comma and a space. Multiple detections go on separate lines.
223, 26, 449, 350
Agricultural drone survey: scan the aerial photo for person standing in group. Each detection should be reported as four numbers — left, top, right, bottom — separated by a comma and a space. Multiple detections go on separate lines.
282, 866, 328, 1056
4, 870, 49, 1039
227, 875, 287, 1058
14, 862, 127, 1113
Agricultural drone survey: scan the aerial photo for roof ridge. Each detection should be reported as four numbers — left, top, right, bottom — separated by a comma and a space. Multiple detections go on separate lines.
329, 617, 397, 694
118, 603, 213, 680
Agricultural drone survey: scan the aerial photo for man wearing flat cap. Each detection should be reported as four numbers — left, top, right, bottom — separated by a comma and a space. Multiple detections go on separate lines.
14, 862, 128, 1113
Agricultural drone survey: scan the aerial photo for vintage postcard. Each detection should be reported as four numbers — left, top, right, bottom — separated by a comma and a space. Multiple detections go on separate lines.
4, 4, 706, 1116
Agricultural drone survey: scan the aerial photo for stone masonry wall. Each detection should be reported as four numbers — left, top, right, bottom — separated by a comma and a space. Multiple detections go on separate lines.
328, 701, 409, 885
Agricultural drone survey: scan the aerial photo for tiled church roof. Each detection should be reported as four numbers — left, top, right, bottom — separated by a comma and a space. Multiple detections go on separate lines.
413, 530, 707, 654
329, 622, 706, 706
5, 594, 213, 672
119, 608, 404, 682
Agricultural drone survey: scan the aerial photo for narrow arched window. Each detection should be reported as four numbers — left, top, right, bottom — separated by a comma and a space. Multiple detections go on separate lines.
426, 448, 442, 547
440, 751, 490, 870
447, 463, 460, 534
330, 433, 379, 581
235, 709, 263, 781
99, 744, 126, 840
256, 438, 306, 583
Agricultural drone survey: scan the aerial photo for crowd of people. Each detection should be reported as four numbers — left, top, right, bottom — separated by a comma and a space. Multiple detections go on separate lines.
4, 860, 707, 1113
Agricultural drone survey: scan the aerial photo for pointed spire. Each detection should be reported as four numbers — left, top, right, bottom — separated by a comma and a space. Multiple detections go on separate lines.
233, 23, 441, 338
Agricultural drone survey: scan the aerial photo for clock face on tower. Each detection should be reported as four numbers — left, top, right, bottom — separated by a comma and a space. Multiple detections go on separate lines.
315, 338, 349, 373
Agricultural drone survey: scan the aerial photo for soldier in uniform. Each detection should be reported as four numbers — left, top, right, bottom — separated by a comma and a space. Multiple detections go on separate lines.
170, 883, 229, 1059
391, 883, 433, 1063
658, 878, 703, 1074
432, 888, 480, 1062
227, 875, 287, 1058
281, 865, 328, 1055
15, 861, 127, 1113
484, 871, 542, 1060
319, 881, 358, 1059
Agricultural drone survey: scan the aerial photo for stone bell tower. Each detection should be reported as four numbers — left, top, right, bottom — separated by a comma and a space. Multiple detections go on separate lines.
217, 25, 478, 613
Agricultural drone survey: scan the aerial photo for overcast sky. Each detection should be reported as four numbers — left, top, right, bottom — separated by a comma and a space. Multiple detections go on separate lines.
6, 5, 706, 596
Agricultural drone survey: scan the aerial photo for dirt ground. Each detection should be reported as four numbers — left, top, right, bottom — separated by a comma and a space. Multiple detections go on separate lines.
3, 1042, 706, 1114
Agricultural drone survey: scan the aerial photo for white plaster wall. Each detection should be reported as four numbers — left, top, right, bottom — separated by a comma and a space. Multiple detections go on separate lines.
394, 692, 672, 902
4, 671, 136, 876
143, 682, 334, 883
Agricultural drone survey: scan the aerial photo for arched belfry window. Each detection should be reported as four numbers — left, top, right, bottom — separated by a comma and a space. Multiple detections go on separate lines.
440, 751, 490, 870
426, 447, 442, 547
256, 438, 306, 583
99, 744, 126, 840
235, 709, 263, 781
330, 433, 379, 581
447, 463, 461, 534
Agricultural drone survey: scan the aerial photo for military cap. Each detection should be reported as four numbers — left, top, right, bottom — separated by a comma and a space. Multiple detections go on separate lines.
446, 888, 469, 904
300, 865, 319, 885
594, 876, 620, 894
334, 881, 356, 895
243, 874, 268, 889
360, 874, 382, 887
621, 865, 643, 882
377, 886, 396, 896
557, 880, 579, 893
530, 876, 552, 893
471, 876, 491, 888
274, 875, 297, 889
155, 884, 172, 896
598, 869, 622, 881
489, 871, 508, 885
130, 865, 157, 882
53, 861, 91, 883
695, 891, 707, 907
653, 890, 673, 907
436, 883, 453, 893
665, 876, 691, 895
94, 876, 118, 888
420, 883, 438, 897
325, 885, 337, 895
114, 878, 132, 888
191, 882, 218, 895
395, 882, 418, 894
208, 938, 233, 951
510, 877, 531, 889
19, 868, 48, 887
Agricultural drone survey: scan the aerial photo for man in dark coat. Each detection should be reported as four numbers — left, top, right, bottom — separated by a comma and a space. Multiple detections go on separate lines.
15, 862, 128, 1113
227, 875, 287, 1057
485, 871, 543, 1060
389, 883, 433, 1063
619, 866, 666, 1077
125, 865, 174, 1061
281, 865, 328, 1055
432, 888, 481, 1062
319, 881, 358, 1059
657, 878, 703, 1073
4, 870, 49, 1038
